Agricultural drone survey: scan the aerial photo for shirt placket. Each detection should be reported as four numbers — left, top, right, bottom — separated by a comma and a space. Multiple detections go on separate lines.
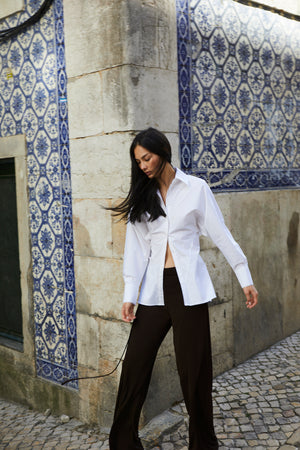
160, 182, 176, 304
156, 193, 167, 304
164, 184, 183, 302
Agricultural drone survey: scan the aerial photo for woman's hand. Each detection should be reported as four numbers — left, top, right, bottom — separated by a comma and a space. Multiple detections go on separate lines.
122, 302, 136, 322
243, 285, 258, 309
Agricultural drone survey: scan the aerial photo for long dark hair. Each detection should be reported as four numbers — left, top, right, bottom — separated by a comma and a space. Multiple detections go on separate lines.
110, 128, 172, 223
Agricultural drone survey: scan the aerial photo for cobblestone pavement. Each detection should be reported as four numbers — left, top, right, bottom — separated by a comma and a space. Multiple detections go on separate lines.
0, 331, 299, 449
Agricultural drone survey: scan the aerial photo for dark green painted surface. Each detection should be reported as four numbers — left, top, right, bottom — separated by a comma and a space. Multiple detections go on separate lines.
0, 158, 22, 342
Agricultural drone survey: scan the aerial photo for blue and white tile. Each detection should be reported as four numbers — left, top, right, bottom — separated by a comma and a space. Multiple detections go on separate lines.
0, 0, 78, 387
177, 0, 300, 190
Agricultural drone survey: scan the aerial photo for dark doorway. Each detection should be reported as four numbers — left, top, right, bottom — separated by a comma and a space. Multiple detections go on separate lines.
0, 158, 23, 343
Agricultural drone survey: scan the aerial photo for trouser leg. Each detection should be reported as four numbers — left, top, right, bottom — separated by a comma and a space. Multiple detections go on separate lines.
109, 304, 171, 450
163, 269, 218, 450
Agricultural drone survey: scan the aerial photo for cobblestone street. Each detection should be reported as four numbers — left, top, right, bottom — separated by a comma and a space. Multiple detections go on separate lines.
0, 331, 299, 449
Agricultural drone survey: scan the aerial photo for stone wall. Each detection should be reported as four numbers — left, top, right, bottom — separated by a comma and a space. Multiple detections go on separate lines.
204, 190, 300, 373
63, 0, 181, 427
0, 0, 24, 20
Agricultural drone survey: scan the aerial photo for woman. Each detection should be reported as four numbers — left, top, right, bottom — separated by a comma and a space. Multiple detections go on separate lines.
108, 128, 258, 450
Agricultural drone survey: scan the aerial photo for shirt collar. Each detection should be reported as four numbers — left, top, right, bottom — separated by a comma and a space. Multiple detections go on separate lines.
174, 167, 190, 186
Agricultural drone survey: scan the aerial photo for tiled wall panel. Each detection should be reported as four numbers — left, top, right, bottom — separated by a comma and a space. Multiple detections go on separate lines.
177, 0, 300, 190
0, 0, 78, 387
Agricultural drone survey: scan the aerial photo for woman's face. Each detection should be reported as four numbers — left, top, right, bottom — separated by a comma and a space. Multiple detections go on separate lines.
134, 145, 162, 178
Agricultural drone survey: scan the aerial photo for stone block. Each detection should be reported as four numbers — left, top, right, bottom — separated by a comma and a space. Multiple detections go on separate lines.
97, 366, 121, 428
0, 134, 26, 157
77, 313, 99, 370
74, 255, 123, 318
143, 351, 182, 426
199, 235, 215, 251
78, 359, 119, 426
73, 198, 113, 258
210, 301, 233, 355
129, 66, 179, 132
139, 410, 184, 444
111, 215, 126, 259
124, 0, 178, 71
70, 133, 132, 199
217, 193, 232, 229
156, 328, 174, 359
166, 132, 180, 168
287, 427, 300, 446
230, 190, 283, 365
64, 0, 124, 77
199, 193, 231, 251
0, 0, 24, 19
64, 0, 178, 77
68, 73, 103, 139
201, 247, 233, 302
278, 190, 300, 336
101, 66, 133, 132
64, 0, 179, 135
99, 318, 131, 361
101, 65, 179, 133
209, 301, 234, 375
212, 350, 233, 377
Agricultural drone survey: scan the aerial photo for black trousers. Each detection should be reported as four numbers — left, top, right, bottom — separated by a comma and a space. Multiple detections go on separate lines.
109, 267, 218, 450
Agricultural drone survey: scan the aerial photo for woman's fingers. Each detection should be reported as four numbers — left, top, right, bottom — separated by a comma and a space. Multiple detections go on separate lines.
121, 302, 136, 322
243, 285, 258, 309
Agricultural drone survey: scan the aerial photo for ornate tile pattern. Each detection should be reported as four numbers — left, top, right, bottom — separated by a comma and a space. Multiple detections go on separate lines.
177, 0, 300, 191
0, 0, 78, 387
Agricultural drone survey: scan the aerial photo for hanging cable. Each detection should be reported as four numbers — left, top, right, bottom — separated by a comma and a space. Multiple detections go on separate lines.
0, 0, 55, 43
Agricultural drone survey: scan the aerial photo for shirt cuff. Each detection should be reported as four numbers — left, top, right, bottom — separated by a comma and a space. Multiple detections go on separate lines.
123, 282, 139, 305
234, 263, 253, 288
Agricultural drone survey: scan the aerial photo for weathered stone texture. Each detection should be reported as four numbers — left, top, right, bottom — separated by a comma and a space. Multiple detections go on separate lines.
99, 319, 131, 361
126, 66, 179, 131
77, 313, 99, 370
70, 133, 132, 199
73, 199, 113, 258
279, 191, 300, 336
65, 0, 180, 427
64, 0, 177, 77
124, 0, 177, 69
202, 247, 233, 303
75, 256, 123, 318
210, 301, 234, 376
64, 0, 124, 77
0, 0, 24, 19
68, 73, 103, 138
230, 189, 300, 365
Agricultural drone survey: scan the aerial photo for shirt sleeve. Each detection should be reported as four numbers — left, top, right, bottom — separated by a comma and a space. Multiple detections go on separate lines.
198, 181, 253, 288
123, 219, 151, 304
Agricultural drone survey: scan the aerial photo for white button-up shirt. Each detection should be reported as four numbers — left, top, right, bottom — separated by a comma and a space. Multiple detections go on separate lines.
123, 168, 253, 306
